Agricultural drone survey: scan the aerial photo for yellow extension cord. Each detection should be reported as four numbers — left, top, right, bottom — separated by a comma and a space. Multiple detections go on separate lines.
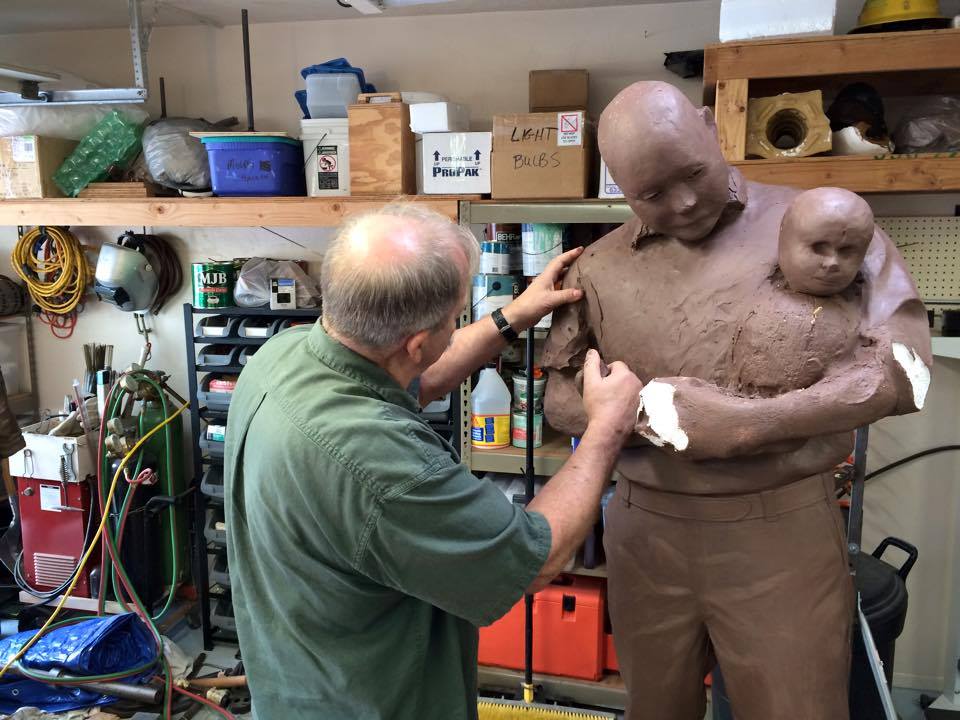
11, 226, 90, 315
0, 400, 190, 680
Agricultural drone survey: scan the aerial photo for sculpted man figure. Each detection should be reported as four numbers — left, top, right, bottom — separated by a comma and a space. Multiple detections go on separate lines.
542, 81, 931, 720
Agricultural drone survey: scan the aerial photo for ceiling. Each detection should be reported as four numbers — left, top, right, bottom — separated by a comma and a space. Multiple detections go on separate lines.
0, 0, 699, 33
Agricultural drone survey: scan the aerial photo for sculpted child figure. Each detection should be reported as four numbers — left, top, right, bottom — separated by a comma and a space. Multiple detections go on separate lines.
542, 81, 931, 720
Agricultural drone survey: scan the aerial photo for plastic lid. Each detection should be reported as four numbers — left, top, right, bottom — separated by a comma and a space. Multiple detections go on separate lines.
200, 135, 301, 147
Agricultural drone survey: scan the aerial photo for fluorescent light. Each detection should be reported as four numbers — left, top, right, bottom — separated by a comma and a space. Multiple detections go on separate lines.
344, 0, 458, 14
346, 0, 383, 14
0, 64, 60, 83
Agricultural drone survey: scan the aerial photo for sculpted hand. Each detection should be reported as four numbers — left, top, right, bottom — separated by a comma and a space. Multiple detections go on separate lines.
503, 247, 584, 332
582, 349, 644, 442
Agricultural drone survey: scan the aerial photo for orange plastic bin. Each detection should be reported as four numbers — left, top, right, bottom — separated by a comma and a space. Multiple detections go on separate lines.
478, 575, 605, 680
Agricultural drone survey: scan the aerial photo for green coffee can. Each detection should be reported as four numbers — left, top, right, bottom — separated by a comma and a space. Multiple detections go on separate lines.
192, 262, 237, 308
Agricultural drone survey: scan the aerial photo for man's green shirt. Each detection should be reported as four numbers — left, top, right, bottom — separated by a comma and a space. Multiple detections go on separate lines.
224, 322, 551, 719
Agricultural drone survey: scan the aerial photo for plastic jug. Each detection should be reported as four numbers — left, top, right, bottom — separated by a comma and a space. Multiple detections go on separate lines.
471, 367, 511, 449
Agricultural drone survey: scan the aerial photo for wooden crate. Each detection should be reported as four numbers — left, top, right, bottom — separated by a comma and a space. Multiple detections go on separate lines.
348, 100, 416, 196
703, 28, 960, 192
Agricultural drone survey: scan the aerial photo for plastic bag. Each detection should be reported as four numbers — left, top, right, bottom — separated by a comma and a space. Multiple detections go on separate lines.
0, 104, 149, 141
893, 96, 960, 154
0, 613, 157, 714
142, 118, 215, 191
234, 258, 321, 308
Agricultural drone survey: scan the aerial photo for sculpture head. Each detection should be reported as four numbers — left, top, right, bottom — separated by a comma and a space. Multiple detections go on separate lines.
599, 81, 731, 243
778, 187, 873, 297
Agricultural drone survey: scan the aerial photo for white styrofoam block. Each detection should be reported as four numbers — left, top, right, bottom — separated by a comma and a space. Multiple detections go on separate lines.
420, 132, 492, 195
720, 0, 837, 42
409, 102, 470, 134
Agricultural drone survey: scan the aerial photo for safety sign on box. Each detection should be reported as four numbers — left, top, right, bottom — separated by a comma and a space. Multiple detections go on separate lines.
598, 157, 624, 199
419, 132, 492, 194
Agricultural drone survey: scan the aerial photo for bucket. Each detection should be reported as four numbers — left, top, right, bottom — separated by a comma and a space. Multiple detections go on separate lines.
301, 118, 350, 197
486, 224, 522, 273
200, 136, 306, 197
472, 275, 519, 324
193, 262, 237, 309
522, 223, 566, 276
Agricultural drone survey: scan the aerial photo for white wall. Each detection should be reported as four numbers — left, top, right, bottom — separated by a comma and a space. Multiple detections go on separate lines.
1, 0, 959, 691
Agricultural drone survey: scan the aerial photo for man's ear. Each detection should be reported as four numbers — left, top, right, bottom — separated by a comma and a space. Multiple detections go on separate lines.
699, 106, 719, 140
404, 329, 431, 365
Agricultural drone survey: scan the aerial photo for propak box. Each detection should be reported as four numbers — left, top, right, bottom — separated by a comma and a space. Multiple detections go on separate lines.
418, 132, 492, 195
491, 111, 592, 200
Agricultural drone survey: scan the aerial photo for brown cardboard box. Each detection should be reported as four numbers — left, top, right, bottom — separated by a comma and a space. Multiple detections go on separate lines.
348, 100, 416, 195
491, 112, 592, 200
0, 135, 77, 199
529, 69, 589, 112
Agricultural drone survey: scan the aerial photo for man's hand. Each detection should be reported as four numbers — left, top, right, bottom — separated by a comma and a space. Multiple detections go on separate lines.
582, 349, 643, 442
502, 247, 584, 332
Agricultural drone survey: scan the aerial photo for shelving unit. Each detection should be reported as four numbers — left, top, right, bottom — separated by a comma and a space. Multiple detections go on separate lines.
0, 195, 461, 227
182, 303, 321, 649
704, 27, 960, 193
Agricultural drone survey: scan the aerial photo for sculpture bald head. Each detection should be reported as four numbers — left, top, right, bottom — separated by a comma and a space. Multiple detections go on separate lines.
779, 187, 874, 297
599, 81, 731, 242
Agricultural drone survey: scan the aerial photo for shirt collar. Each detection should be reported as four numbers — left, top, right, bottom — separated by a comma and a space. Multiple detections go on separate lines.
307, 322, 420, 413
631, 166, 748, 248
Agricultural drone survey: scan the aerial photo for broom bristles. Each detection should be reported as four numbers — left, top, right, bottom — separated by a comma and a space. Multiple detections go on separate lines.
478, 698, 616, 720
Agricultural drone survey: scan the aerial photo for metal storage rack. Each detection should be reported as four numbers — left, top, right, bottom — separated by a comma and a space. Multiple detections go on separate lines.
182, 303, 321, 649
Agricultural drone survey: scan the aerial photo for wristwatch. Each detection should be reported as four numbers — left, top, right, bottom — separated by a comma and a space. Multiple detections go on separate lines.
491, 308, 519, 343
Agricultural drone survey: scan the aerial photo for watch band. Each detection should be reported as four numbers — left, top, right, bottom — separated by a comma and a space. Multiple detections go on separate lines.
491, 308, 519, 343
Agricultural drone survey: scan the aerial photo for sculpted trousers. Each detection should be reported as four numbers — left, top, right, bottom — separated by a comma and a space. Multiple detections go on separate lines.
605, 473, 854, 720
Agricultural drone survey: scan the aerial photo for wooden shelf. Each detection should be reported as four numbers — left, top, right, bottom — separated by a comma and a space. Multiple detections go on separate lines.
470, 431, 572, 476
732, 153, 960, 193
704, 28, 960, 105
0, 195, 461, 227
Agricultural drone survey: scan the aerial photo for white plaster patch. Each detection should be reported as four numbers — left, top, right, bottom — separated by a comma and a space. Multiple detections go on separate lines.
892, 342, 931, 410
638, 381, 689, 452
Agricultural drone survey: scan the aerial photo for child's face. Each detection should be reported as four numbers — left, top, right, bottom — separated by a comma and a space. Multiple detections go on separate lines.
779, 224, 870, 297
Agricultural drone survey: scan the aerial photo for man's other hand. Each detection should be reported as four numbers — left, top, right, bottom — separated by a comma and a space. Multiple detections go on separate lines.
503, 247, 584, 332
582, 349, 643, 442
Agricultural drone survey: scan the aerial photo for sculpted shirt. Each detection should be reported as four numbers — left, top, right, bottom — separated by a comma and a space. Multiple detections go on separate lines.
225, 322, 551, 720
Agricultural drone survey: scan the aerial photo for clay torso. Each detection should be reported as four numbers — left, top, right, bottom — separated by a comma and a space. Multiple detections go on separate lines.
728, 271, 864, 398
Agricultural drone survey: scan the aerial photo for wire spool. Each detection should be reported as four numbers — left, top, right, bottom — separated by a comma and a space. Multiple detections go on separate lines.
0, 275, 25, 317
11, 226, 91, 338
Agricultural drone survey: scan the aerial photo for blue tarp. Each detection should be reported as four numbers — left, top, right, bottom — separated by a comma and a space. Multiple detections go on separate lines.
0, 613, 158, 714
295, 57, 377, 118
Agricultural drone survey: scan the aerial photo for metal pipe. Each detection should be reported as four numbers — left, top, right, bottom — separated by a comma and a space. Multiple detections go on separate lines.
159, 76, 166, 118
10, 666, 162, 704
241, 9, 254, 131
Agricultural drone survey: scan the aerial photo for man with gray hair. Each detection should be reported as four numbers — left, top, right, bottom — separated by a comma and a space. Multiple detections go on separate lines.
225, 204, 642, 720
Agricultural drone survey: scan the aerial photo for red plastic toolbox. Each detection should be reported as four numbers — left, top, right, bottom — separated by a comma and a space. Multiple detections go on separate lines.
478, 575, 605, 680
604, 631, 618, 672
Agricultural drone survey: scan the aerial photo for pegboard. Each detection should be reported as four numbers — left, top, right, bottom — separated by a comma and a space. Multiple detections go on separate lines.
877, 216, 960, 307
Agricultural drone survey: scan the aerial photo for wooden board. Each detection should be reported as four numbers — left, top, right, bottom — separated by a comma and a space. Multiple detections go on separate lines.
704, 27, 960, 104
0, 196, 461, 227
348, 103, 416, 195
732, 153, 960, 193
78, 182, 157, 198
714, 78, 748, 161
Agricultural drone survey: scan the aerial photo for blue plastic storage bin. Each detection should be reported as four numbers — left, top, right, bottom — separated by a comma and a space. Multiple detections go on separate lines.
200, 136, 306, 196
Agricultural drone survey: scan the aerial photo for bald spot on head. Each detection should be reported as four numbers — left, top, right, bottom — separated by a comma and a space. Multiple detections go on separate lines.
341, 214, 461, 275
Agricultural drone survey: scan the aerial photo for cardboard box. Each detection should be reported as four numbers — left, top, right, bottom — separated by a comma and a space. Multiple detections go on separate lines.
418, 132, 491, 195
598, 156, 624, 199
529, 69, 589, 112
491, 111, 592, 200
0, 135, 77, 199
409, 102, 470, 134
348, 100, 416, 195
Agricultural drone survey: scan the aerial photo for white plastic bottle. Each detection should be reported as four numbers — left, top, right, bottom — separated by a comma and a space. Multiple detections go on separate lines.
471, 367, 512, 449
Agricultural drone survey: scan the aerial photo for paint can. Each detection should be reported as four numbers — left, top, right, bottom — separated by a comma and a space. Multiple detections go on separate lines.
521, 223, 566, 276
479, 241, 512, 275
472, 274, 519, 323
511, 408, 543, 449
512, 369, 546, 411
192, 262, 237, 309
486, 223, 522, 273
